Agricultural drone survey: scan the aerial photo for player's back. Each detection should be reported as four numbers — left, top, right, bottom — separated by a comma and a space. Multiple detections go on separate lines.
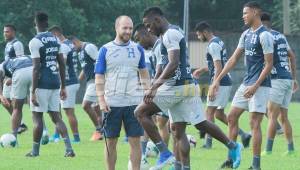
160, 25, 193, 86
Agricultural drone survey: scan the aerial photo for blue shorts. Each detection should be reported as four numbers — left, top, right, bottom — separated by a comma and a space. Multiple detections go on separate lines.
103, 105, 144, 138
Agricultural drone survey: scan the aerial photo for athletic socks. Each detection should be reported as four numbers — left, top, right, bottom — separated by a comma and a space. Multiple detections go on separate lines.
252, 155, 260, 169
73, 133, 80, 142
155, 141, 168, 153
205, 135, 212, 147
266, 138, 274, 152
63, 137, 73, 152
182, 165, 191, 170
288, 141, 294, 151
226, 141, 236, 150
32, 142, 40, 155
96, 125, 102, 132
174, 161, 182, 170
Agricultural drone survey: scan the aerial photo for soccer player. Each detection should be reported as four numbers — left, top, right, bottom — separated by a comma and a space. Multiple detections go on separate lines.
194, 21, 252, 149
26, 12, 75, 157
95, 16, 150, 170
133, 23, 170, 167
70, 36, 103, 141
210, 2, 274, 169
260, 12, 298, 156
2, 24, 28, 134
0, 55, 32, 140
49, 26, 81, 143
135, 7, 242, 170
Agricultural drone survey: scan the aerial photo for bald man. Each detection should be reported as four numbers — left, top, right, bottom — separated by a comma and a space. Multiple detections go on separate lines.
95, 16, 150, 170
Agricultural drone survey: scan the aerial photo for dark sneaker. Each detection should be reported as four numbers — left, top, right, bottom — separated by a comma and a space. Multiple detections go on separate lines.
17, 123, 28, 134
25, 152, 39, 157
220, 159, 233, 169
248, 166, 261, 170
64, 150, 75, 157
241, 134, 252, 148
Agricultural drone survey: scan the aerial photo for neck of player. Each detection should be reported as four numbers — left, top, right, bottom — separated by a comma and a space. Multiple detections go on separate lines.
250, 19, 263, 31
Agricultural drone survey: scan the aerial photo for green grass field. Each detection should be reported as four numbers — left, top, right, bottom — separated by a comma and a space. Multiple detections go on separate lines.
0, 103, 299, 170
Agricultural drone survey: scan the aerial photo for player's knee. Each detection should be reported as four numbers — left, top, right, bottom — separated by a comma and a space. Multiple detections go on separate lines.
82, 102, 91, 111
250, 119, 261, 130
227, 114, 236, 125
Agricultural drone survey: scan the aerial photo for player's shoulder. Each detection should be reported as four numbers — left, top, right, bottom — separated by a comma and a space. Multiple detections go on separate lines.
164, 25, 184, 38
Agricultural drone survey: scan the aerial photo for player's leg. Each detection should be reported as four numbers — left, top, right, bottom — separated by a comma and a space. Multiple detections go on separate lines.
170, 127, 181, 170
26, 111, 43, 157
280, 108, 294, 154
61, 84, 80, 142
93, 103, 102, 128
82, 82, 102, 140
2, 83, 13, 115
249, 112, 264, 169
102, 107, 122, 170
203, 106, 217, 149
11, 99, 25, 138
125, 106, 144, 170
156, 113, 170, 146
171, 122, 190, 169
263, 101, 280, 154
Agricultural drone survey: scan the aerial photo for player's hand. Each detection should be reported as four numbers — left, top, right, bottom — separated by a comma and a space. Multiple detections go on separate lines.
192, 70, 201, 79
99, 100, 111, 113
60, 88, 67, 100
5, 79, 12, 86
292, 80, 299, 93
143, 88, 157, 104
0, 95, 10, 107
31, 92, 39, 107
244, 85, 258, 98
208, 81, 220, 101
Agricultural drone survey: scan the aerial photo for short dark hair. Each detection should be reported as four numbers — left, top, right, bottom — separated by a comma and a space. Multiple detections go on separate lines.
133, 23, 147, 36
35, 11, 48, 27
4, 24, 16, 32
194, 21, 211, 32
261, 12, 271, 21
48, 25, 62, 33
244, 1, 261, 10
143, 6, 164, 18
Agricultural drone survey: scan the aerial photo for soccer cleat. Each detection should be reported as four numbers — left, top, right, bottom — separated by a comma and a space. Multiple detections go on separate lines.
150, 151, 175, 170
241, 134, 252, 148
219, 159, 233, 169
49, 133, 60, 143
17, 123, 28, 134
248, 166, 261, 170
41, 134, 50, 145
90, 131, 103, 141
64, 150, 76, 157
282, 150, 296, 157
261, 150, 272, 156
25, 152, 39, 157
141, 156, 150, 169
229, 143, 242, 169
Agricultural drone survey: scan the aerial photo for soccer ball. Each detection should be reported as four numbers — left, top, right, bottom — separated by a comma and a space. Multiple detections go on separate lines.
145, 141, 159, 158
0, 133, 17, 148
187, 134, 197, 148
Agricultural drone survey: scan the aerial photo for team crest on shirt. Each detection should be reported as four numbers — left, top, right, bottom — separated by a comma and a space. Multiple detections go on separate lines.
127, 47, 135, 58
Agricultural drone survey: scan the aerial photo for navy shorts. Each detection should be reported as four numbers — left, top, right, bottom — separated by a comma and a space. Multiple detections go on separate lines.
103, 105, 144, 138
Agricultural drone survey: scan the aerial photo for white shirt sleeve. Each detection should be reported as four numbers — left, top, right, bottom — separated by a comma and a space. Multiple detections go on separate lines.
29, 38, 44, 58
162, 29, 184, 52
13, 41, 24, 57
208, 42, 222, 61
282, 35, 291, 51
237, 30, 247, 49
60, 43, 71, 59
85, 44, 98, 60
153, 43, 163, 65
259, 31, 274, 54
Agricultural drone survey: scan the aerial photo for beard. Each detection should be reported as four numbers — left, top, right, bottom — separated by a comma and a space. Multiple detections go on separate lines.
119, 34, 131, 43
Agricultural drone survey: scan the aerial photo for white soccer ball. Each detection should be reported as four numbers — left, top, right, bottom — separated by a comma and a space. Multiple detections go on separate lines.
145, 141, 159, 158
0, 133, 17, 148
187, 134, 197, 148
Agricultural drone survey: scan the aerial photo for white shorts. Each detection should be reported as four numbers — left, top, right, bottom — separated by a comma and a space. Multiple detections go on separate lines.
61, 83, 80, 108
83, 79, 98, 103
30, 89, 60, 112
207, 86, 231, 109
232, 84, 270, 114
153, 83, 206, 125
269, 79, 293, 109
3, 83, 11, 99
11, 67, 32, 100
